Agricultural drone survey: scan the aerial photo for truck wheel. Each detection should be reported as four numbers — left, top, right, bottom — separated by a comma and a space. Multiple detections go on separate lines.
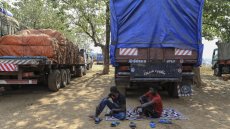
48, 70, 61, 92
214, 67, 222, 77
60, 69, 67, 88
83, 67, 87, 75
76, 67, 83, 77
168, 83, 179, 98
86, 64, 90, 70
66, 69, 71, 84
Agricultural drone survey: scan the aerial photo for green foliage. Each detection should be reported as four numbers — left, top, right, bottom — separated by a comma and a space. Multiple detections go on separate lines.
203, 0, 230, 43
7, 0, 75, 41
56, 0, 108, 48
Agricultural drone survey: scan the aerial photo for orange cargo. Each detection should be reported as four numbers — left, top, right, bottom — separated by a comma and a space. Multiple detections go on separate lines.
16, 29, 67, 45
0, 29, 80, 64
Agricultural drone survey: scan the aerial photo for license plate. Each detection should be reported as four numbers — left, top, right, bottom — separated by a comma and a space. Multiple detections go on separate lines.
130, 62, 182, 78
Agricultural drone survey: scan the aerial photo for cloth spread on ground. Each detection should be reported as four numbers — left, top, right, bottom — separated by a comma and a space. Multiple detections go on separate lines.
106, 107, 142, 121
160, 108, 188, 120
105, 107, 187, 121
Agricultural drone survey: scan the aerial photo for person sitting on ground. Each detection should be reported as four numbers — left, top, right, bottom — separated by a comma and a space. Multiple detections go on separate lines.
134, 87, 163, 118
90, 86, 126, 124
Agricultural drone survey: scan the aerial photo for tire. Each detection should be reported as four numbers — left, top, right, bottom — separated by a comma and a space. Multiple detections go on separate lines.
60, 69, 67, 88
48, 70, 61, 92
86, 64, 90, 70
76, 67, 83, 77
214, 67, 222, 77
66, 69, 71, 84
83, 67, 86, 75
168, 83, 179, 98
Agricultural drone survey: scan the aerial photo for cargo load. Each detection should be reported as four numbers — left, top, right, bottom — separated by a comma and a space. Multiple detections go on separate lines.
110, 0, 205, 97
216, 43, 230, 60
0, 29, 80, 64
110, 0, 204, 66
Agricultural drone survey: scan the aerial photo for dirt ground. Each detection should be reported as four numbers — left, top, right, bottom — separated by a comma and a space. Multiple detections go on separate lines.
0, 65, 230, 129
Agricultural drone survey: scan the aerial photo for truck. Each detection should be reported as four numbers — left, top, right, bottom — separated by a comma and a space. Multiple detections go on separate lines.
86, 54, 93, 70
80, 49, 93, 70
0, 9, 19, 36
0, 29, 87, 91
212, 43, 230, 76
110, 0, 204, 97
96, 53, 104, 65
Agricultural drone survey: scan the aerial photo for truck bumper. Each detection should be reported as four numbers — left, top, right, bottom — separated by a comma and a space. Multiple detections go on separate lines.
130, 78, 181, 82
0, 79, 37, 85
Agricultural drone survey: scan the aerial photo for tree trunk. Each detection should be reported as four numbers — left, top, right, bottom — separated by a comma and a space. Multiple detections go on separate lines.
102, 2, 110, 74
193, 67, 202, 87
102, 45, 110, 74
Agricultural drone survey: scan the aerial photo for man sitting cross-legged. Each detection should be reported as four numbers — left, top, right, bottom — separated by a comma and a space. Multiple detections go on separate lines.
90, 86, 126, 124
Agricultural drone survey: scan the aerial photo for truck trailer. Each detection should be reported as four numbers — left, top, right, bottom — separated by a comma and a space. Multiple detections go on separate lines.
110, 0, 204, 97
0, 29, 87, 91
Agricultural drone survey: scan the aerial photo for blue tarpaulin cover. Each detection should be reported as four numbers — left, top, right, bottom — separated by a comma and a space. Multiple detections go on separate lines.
110, 0, 204, 66
0, 8, 13, 17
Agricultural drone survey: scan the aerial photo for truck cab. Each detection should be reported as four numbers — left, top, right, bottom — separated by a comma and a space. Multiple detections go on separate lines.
96, 54, 104, 65
77, 49, 87, 76
86, 53, 93, 70
212, 48, 218, 69
212, 43, 230, 77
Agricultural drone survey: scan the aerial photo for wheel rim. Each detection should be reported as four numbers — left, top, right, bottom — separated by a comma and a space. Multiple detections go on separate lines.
180, 84, 192, 94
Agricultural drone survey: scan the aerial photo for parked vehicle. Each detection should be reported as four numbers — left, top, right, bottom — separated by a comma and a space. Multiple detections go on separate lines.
0, 9, 19, 36
110, 0, 204, 97
212, 43, 230, 76
85, 51, 93, 70
96, 53, 104, 65
0, 29, 87, 92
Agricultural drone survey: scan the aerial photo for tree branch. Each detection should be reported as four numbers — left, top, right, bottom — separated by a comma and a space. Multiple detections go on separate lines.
76, 23, 104, 48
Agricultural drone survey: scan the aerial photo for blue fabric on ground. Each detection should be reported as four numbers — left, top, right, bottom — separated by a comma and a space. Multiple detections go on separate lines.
112, 112, 126, 120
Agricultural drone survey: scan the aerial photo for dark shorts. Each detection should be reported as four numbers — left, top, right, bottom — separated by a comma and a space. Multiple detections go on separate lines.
139, 96, 160, 118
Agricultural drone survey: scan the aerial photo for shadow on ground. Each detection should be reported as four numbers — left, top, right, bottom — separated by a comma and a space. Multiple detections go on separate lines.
0, 65, 229, 129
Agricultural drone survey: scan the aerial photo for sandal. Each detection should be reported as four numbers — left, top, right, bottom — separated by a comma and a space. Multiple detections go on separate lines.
111, 121, 120, 127
94, 117, 102, 124
129, 121, 136, 129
